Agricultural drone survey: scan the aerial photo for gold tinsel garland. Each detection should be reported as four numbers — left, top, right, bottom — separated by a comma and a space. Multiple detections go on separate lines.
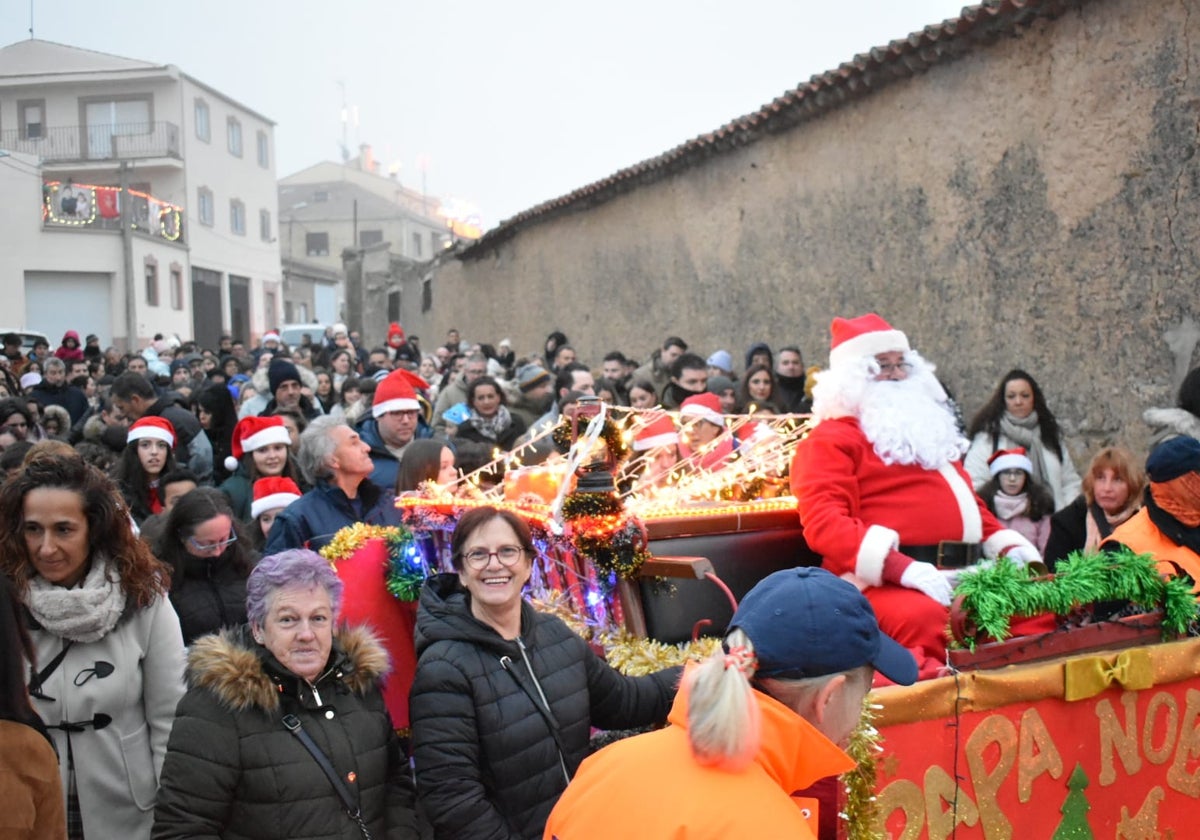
319, 523, 405, 565
842, 699, 883, 840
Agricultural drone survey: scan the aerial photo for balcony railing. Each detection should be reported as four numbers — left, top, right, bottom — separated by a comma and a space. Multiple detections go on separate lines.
1, 121, 181, 163
43, 181, 185, 244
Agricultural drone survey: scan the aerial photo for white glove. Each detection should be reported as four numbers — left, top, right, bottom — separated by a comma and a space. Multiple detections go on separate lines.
1002, 544, 1041, 566
899, 561, 954, 607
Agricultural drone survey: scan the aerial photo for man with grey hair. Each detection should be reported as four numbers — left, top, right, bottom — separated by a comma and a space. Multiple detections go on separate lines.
264, 415, 400, 553
30, 356, 89, 425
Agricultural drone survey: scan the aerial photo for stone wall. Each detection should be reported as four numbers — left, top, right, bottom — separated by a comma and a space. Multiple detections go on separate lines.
404, 0, 1200, 462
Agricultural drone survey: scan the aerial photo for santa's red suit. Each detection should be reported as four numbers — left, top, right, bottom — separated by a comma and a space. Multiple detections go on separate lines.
792, 416, 1033, 678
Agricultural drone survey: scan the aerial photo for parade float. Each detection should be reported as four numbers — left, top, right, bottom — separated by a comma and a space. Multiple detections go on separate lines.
320, 401, 1200, 839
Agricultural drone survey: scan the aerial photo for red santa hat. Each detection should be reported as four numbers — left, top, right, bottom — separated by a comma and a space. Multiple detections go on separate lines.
828, 313, 910, 370
225, 415, 291, 472
679, 392, 725, 428
387, 322, 406, 348
262, 331, 281, 345
373, 369, 422, 417
633, 413, 679, 451
127, 416, 175, 447
988, 447, 1034, 476
251, 476, 302, 519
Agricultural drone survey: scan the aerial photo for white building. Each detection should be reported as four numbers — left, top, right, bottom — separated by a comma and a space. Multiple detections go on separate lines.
0, 39, 281, 350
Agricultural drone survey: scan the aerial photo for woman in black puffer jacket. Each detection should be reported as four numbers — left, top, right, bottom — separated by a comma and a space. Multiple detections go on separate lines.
152, 549, 417, 839
152, 487, 255, 646
410, 506, 680, 840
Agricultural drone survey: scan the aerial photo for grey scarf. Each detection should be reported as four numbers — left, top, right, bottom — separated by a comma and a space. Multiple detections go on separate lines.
468, 405, 513, 442
998, 411, 1052, 487
26, 555, 126, 643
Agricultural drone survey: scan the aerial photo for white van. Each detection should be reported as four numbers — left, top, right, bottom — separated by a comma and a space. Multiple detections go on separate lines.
278, 324, 329, 349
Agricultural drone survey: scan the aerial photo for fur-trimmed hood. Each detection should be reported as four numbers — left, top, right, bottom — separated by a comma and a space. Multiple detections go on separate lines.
251, 361, 319, 394
1144, 407, 1200, 446
186, 623, 390, 713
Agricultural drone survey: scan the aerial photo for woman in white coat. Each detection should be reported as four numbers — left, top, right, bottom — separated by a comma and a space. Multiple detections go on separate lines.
964, 369, 1081, 512
0, 450, 185, 839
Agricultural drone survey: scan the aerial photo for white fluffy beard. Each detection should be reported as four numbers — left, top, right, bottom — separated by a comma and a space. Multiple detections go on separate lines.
812, 352, 966, 469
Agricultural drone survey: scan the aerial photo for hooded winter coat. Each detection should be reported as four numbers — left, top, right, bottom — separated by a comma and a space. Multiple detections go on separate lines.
53, 330, 84, 363
152, 624, 417, 839
410, 574, 680, 840
163, 550, 251, 646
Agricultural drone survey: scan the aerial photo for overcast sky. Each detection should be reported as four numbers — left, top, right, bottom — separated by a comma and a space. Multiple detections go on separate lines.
2, 0, 969, 229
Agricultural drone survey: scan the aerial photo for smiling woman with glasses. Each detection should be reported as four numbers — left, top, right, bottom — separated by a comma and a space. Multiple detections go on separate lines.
152, 488, 255, 646
409, 505, 682, 840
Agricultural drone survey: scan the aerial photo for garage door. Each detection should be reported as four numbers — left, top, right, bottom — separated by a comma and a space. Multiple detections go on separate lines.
25, 271, 114, 347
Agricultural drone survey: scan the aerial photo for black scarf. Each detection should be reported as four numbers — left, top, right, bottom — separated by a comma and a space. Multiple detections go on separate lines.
1144, 489, 1200, 558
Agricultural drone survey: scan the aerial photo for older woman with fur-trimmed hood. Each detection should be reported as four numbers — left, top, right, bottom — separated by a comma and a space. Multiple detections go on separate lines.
152, 549, 417, 839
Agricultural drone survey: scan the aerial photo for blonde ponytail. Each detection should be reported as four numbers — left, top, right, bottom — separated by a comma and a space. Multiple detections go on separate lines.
686, 629, 762, 770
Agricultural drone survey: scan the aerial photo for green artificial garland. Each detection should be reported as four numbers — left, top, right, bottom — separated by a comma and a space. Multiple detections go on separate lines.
551, 414, 630, 461
952, 549, 1198, 650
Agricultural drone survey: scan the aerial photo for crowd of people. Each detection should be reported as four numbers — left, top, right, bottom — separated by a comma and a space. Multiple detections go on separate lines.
1, 314, 1198, 839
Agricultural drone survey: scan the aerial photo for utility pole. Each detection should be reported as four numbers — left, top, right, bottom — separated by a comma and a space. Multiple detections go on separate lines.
119, 161, 137, 351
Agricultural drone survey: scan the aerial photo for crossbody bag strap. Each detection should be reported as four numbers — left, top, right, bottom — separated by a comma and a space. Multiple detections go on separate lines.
282, 713, 372, 840
499, 655, 572, 781
29, 639, 74, 701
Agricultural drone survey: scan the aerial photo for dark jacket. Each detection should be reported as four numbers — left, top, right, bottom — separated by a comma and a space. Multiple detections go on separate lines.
152, 625, 417, 839
774, 372, 813, 414
167, 550, 251, 646
264, 477, 400, 553
30, 380, 89, 425
409, 574, 679, 840
218, 469, 254, 522
142, 397, 214, 484
454, 413, 528, 452
358, 414, 436, 493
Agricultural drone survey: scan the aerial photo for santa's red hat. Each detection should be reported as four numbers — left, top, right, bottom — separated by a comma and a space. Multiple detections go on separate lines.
387, 322, 406, 348
225, 415, 291, 472
988, 447, 1033, 476
373, 369, 421, 417
828, 313, 910, 369
127, 416, 175, 447
251, 476, 302, 518
633, 413, 679, 451
679, 392, 725, 428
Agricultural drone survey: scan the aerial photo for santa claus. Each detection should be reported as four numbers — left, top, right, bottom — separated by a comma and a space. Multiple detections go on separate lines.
791, 313, 1040, 679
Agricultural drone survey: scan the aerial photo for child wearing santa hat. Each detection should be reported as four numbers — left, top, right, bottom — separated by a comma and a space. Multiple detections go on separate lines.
677, 393, 736, 472
112, 416, 178, 525
625, 413, 680, 494
976, 448, 1056, 553
249, 476, 303, 549
217, 415, 304, 522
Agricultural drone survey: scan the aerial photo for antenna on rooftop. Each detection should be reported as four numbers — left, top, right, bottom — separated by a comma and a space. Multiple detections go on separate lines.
30, 0, 35, 37
337, 80, 349, 163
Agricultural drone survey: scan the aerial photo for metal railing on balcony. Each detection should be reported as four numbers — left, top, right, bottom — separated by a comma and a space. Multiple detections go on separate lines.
1, 121, 181, 163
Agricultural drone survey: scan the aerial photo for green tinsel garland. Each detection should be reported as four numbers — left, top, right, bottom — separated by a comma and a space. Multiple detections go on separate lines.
953, 549, 1198, 650
383, 529, 426, 602
562, 491, 623, 519
551, 415, 630, 461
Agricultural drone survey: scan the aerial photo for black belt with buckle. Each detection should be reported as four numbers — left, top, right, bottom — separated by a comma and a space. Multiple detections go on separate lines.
902, 541, 982, 569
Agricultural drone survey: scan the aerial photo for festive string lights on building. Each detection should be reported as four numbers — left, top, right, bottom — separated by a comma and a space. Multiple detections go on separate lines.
43, 180, 184, 242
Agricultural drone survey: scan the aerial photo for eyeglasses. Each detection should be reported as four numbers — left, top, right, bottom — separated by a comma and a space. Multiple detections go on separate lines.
187, 529, 238, 554
460, 545, 526, 570
876, 362, 913, 375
